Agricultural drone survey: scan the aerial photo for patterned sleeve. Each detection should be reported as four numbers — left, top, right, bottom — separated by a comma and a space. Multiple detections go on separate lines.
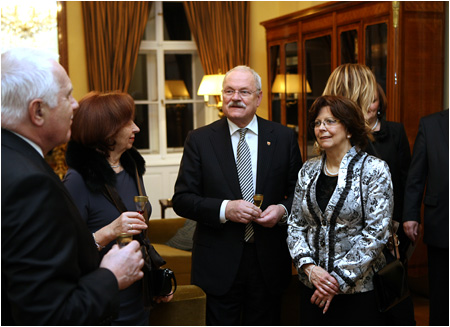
332, 157, 393, 292
287, 164, 316, 272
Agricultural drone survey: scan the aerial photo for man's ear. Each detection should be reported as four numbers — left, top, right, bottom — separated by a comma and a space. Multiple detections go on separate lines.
29, 99, 45, 126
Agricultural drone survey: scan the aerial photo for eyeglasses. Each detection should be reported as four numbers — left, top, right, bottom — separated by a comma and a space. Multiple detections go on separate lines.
222, 89, 260, 98
310, 118, 340, 129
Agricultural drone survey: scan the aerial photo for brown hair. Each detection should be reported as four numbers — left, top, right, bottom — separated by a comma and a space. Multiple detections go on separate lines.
308, 95, 372, 152
322, 63, 377, 117
376, 83, 387, 118
71, 91, 135, 156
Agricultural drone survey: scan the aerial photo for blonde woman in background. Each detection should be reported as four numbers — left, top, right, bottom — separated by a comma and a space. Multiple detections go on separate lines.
322, 63, 415, 325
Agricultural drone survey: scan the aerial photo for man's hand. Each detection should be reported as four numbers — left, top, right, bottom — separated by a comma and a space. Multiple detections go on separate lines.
403, 221, 420, 243
255, 204, 285, 228
100, 241, 144, 290
225, 200, 261, 224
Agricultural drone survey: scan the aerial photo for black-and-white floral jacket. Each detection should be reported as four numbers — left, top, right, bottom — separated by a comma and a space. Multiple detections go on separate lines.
287, 146, 393, 293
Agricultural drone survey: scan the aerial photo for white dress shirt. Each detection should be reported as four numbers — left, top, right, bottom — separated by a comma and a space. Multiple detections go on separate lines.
219, 116, 258, 223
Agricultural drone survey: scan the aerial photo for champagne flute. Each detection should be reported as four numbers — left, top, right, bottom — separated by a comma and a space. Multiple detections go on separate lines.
134, 196, 148, 215
253, 194, 264, 208
117, 233, 133, 248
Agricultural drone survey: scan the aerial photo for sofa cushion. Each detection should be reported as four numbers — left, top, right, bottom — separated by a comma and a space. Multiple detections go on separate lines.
165, 219, 196, 251
148, 218, 186, 244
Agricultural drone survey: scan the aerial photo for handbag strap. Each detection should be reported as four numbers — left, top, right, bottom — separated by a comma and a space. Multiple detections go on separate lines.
104, 184, 127, 213
135, 164, 145, 196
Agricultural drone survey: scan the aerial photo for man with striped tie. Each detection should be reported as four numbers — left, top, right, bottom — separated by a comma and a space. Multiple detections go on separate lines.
173, 66, 302, 325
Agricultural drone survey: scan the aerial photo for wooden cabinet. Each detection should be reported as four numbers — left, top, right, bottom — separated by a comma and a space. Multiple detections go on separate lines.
261, 1, 445, 159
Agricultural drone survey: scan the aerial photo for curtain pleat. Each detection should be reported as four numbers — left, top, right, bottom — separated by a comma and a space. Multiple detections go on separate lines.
82, 2, 151, 92
183, 1, 250, 75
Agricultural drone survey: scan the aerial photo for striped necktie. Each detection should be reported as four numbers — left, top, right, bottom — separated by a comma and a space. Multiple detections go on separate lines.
236, 128, 255, 242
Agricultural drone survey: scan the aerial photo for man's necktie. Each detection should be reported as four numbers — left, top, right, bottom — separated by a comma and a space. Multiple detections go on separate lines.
236, 128, 254, 242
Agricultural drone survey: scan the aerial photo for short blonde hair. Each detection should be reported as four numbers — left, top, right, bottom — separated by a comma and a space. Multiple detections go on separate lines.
322, 64, 377, 117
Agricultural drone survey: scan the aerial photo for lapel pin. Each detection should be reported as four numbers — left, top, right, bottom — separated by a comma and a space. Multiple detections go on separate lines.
267, 141, 271, 146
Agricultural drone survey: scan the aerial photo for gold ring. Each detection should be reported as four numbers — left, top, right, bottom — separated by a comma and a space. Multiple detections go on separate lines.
130, 224, 133, 230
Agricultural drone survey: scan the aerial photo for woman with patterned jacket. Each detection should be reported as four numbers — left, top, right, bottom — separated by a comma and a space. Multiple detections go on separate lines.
287, 95, 393, 325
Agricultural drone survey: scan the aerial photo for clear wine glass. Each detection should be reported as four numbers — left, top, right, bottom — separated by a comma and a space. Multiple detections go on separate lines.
134, 195, 148, 215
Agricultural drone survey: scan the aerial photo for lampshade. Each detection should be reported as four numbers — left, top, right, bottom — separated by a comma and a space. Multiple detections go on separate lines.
271, 74, 312, 93
197, 74, 225, 96
165, 80, 190, 99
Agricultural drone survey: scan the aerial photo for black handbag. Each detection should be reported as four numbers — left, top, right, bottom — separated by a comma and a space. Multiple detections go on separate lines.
372, 232, 409, 312
102, 161, 177, 308
359, 154, 409, 312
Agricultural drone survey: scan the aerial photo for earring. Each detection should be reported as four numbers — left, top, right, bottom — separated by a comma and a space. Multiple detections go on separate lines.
347, 135, 351, 139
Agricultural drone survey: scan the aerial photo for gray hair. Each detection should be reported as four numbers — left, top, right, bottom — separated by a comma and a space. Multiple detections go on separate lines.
223, 65, 262, 91
1, 48, 60, 129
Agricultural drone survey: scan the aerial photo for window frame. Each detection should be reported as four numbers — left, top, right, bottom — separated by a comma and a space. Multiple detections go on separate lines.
134, 1, 214, 166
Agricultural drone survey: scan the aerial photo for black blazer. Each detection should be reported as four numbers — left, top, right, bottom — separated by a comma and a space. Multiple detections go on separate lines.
403, 110, 449, 248
1, 129, 119, 325
172, 117, 302, 296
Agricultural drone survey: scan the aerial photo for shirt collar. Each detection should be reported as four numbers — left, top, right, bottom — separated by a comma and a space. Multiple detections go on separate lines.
227, 115, 258, 136
11, 131, 44, 158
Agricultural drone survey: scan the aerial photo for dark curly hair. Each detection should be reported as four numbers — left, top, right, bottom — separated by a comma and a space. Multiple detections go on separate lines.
308, 95, 373, 153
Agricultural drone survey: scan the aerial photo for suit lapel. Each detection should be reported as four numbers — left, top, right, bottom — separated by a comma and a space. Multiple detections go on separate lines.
256, 117, 276, 193
209, 119, 242, 199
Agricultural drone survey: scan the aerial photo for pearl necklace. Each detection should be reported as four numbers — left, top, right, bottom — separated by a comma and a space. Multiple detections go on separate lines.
324, 161, 339, 176
371, 119, 379, 131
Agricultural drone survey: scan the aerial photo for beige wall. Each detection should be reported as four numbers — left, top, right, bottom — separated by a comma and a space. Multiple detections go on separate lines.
66, 2, 88, 101
65, 1, 323, 111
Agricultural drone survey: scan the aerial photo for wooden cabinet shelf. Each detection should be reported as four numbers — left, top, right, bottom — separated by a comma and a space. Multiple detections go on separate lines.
261, 1, 445, 159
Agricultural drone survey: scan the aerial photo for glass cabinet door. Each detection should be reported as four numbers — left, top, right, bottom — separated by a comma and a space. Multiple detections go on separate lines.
340, 29, 358, 64
365, 23, 388, 94
269, 45, 281, 123
304, 35, 332, 159
285, 42, 299, 138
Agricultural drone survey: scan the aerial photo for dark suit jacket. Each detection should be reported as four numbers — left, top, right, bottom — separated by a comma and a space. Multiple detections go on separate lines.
403, 110, 449, 248
369, 119, 412, 257
1, 129, 119, 325
172, 117, 302, 296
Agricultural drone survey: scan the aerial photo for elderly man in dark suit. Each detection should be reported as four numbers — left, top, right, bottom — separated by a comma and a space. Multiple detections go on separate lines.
403, 109, 449, 326
1, 48, 144, 325
172, 65, 302, 325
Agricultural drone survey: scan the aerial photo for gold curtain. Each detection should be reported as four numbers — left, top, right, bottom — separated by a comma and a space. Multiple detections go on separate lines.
183, 1, 250, 75
82, 1, 151, 92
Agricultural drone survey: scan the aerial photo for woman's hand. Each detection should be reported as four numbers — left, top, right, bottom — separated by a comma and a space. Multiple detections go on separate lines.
153, 294, 174, 303
94, 212, 147, 247
303, 264, 340, 314
311, 289, 335, 314
110, 211, 148, 237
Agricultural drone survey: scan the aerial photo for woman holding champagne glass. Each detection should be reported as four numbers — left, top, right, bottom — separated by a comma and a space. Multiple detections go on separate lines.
63, 91, 170, 325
